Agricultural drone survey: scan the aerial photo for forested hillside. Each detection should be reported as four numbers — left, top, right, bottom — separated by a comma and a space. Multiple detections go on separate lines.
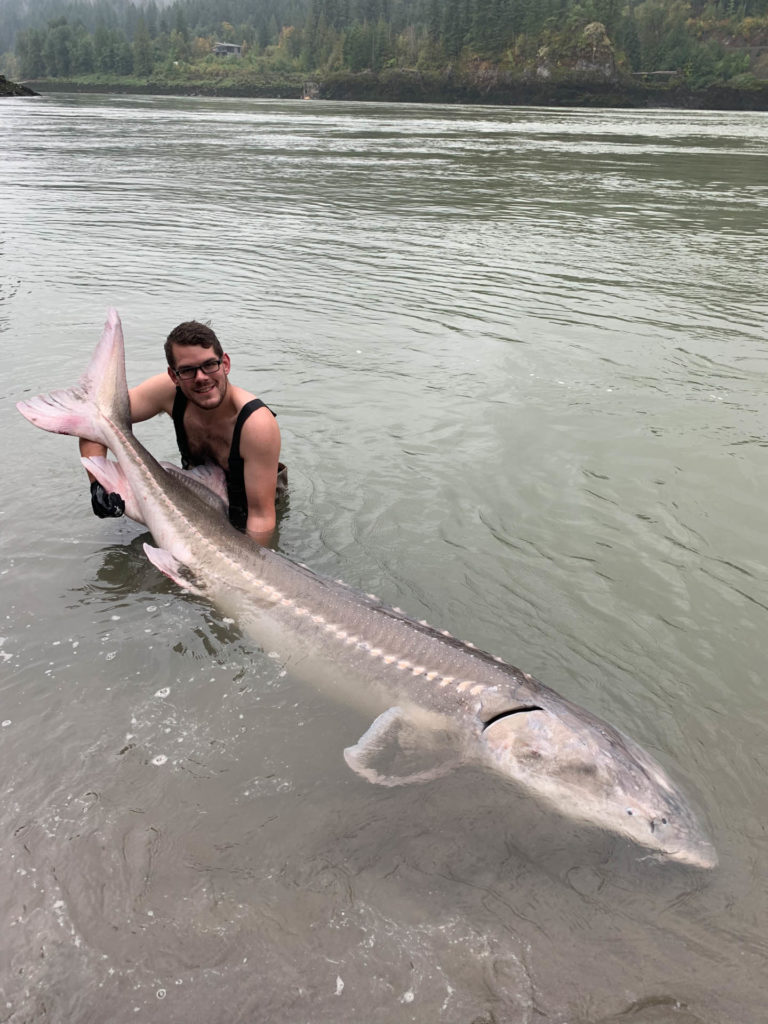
2, 0, 768, 94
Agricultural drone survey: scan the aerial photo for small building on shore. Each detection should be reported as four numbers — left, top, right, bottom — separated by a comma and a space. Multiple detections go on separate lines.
212, 42, 242, 57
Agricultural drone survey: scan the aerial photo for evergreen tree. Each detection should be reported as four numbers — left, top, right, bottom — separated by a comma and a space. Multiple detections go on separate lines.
169, 27, 190, 62
93, 22, 115, 72
43, 19, 73, 76
17, 27, 46, 77
471, 0, 503, 55
133, 15, 153, 75
71, 26, 95, 73
443, 0, 469, 57
175, 7, 189, 42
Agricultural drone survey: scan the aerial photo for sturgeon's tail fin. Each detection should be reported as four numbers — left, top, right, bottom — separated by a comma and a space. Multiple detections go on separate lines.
16, 308, 130, 446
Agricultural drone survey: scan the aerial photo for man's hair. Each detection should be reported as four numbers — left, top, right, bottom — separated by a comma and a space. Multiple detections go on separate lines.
164, 321, 224, 367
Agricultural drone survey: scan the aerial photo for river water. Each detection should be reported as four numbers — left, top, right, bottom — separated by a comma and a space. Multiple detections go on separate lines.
1, 93, 767, 1023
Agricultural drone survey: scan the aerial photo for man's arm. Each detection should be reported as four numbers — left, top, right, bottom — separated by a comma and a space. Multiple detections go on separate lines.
240, 408, 282, 545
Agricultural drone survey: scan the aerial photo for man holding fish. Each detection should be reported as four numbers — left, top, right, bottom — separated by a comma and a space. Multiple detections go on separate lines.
17, 310, 717, 867
79, 319, 286, 545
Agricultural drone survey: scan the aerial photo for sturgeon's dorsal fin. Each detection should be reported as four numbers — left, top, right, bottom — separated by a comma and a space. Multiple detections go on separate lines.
143, 543, 205, 596
343, 706, 461, 787
160, 462, 228, 517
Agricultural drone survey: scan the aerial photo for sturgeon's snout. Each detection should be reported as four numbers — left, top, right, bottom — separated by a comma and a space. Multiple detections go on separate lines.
479, 702, 717, 868
667, 840, 718, 870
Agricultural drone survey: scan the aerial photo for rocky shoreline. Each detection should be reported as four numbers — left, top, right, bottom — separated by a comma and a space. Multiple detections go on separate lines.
0, 74, 37, 97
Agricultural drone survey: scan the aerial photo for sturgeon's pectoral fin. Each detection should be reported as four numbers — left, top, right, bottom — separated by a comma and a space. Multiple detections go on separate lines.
343, 706, 460, 787
82, 456, 144, 525
143, 543, 205, 596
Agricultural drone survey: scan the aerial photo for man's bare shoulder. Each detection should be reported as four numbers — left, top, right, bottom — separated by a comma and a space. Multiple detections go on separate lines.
234, 388, 281, 453
231, 387, 279, 423
129, 373, 176, 423
229, 383, 259, 409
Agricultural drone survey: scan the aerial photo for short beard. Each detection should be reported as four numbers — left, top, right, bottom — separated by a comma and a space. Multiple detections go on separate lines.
188, 375, 227, 409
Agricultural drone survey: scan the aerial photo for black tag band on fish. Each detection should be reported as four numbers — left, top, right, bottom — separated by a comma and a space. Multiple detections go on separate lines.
481, 706, 543, 731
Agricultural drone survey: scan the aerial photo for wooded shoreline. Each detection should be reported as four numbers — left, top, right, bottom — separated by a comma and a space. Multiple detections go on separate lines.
19, 72, 768, 110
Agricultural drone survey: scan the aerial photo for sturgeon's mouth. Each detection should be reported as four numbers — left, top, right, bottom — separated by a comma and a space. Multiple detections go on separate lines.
663, 838, 719, 870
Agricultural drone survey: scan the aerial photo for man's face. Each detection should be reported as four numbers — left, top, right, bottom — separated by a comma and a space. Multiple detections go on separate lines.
168, 344, 231, 410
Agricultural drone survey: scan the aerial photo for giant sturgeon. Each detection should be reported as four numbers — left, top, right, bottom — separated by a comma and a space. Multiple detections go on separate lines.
17, 310, 716, 868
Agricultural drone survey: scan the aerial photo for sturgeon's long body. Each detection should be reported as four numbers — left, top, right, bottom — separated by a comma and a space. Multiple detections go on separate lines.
18, 311, 716, 868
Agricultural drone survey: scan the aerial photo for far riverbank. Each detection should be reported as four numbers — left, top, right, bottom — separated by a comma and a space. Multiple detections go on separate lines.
24, 70, 768, 111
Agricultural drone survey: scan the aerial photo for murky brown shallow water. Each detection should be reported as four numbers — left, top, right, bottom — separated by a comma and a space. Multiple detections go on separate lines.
1, 94, 767, 1022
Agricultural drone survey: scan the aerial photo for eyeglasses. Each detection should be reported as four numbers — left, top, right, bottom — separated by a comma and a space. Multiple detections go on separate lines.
174, 358, 223, 381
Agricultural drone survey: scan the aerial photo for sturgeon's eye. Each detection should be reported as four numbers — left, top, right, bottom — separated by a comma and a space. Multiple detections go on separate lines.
626, 809, 634, 816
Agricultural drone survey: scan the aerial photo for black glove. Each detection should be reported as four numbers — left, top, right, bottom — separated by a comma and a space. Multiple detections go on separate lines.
90, 480, 125, 518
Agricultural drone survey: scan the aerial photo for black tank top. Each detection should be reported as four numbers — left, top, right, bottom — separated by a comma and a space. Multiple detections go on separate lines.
172, 390, 274, 531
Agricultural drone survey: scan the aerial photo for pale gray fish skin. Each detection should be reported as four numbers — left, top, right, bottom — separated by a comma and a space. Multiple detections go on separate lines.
16, 310, 717, 869
160, 462, 229, 518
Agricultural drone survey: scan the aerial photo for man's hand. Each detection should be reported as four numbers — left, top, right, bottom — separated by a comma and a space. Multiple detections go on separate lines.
90, 480, 125, 518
